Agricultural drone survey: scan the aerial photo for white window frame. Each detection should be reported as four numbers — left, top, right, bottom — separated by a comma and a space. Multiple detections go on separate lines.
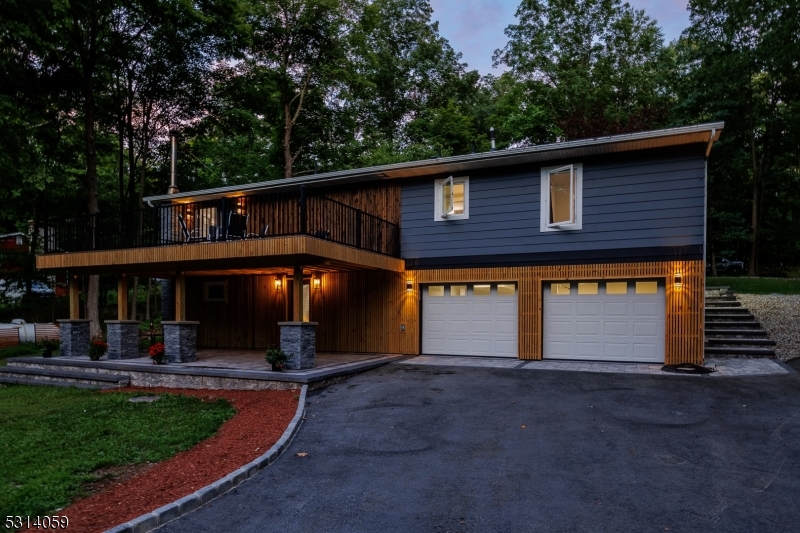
434, 176, 469, 221
540, 163, 582, 231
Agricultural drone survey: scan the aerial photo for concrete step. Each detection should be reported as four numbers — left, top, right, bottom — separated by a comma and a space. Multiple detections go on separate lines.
706, 338, 776, 346
0, 367, 129, 389
704, 346, 776, 357
705, 286, 730, 291
705, 307, 751, 314
705, 301, 741, 307
705, 314, 755, 320
705, 321, 762, 328
704, 329, 769, 336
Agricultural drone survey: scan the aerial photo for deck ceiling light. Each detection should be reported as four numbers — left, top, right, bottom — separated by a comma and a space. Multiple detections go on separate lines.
674, 271, 683, 288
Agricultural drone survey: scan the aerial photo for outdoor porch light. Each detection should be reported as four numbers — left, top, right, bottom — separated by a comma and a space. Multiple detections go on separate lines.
406, 279, 413, 292
274, 277, 282, 290
313, 278, 321, 290
674, 271, 683, 288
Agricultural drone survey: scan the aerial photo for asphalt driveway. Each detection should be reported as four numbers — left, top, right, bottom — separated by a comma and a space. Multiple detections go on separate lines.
160, 363, 800, 533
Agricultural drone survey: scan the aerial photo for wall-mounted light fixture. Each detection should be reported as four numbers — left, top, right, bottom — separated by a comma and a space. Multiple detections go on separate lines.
313, 278, 321, 290
673, 271, 683, 288
406, 279, 413, 292
274, 277, 282, 291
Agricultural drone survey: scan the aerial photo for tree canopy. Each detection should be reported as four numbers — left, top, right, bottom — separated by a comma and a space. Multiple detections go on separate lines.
1, 0, 799, 324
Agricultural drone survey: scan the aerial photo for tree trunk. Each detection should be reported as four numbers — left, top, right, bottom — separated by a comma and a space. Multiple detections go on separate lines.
748, 171, 759, 276
84, 75, 102, 339
284, 102, 294, 178
145, 277, 152, 321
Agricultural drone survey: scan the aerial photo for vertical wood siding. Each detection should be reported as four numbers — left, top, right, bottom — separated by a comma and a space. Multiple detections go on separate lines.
187, 260, 703, 365
324, 183, 402, 226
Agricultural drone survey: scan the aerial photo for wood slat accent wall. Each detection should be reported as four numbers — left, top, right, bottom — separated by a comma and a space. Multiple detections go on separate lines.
408, 260, 705, 365
312, 271, 417, 354
324, 183, 402, 226
187, 276, 288, 349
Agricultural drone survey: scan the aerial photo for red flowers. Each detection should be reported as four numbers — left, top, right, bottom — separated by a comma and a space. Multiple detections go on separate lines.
149, 343, 166, 364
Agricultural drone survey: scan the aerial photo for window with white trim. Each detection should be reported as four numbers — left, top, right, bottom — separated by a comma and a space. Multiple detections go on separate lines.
540, 164, 582, 231
434, 176, 469, 221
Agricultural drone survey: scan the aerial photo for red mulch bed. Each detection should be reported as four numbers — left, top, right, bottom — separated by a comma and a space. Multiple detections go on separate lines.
57, 387, 299, 533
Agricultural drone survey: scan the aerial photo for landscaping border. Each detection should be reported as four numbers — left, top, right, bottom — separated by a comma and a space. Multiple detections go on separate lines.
104, 385, 308, 533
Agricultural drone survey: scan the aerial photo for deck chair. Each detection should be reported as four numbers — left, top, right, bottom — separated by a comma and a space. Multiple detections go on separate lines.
178, 214, 204, 243
226, 212, 249, 240
247, 224, 269, 238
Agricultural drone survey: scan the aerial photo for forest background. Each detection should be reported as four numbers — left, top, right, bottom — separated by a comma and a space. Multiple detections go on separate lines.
1, 0, 798, 330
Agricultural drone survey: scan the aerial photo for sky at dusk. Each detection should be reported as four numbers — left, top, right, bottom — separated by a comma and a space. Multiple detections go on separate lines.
429, 0, 692, 75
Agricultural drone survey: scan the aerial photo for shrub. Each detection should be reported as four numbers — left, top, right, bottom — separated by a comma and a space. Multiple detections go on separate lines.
149, 342, 166, 364
88, 338, 108, 361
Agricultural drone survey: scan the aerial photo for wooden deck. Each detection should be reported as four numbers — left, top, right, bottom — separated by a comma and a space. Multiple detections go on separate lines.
35, 235, 405, 274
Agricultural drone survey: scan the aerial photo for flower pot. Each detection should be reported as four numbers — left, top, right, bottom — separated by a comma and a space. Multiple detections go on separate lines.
41, 349, 53, 358
271, 363, 283, 372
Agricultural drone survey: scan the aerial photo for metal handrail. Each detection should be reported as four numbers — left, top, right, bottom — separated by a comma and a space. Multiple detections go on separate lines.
42, 188, 401, 257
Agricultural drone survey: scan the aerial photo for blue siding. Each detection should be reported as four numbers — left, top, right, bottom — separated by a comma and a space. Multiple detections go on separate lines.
400, 153, 705, 261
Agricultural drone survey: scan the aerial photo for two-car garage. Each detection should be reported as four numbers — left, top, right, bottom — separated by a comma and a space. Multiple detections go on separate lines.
421, 280, 666, 363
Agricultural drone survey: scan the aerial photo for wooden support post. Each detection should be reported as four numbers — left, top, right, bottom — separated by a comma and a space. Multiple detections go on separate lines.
293, 266, 303, 322
69, 275, 80, 320
117, 275, 128, 320
175, 273, 186, 321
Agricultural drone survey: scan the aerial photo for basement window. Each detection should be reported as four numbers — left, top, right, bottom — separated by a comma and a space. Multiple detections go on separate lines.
540, 164, 582, 231
434, 176, 469, 221
204, 281, 227, 302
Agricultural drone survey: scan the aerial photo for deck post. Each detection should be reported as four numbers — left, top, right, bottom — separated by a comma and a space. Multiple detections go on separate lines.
69, 275, 80, 320
175, 272, 186, 322
117, 274, 128, 321
292, 266, 303, 322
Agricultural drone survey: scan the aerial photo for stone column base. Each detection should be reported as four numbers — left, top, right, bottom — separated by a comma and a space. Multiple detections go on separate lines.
56, 320, 90, 357
279, 322, 317, 370
105, 320, 141, 360
163, 321, 199, 363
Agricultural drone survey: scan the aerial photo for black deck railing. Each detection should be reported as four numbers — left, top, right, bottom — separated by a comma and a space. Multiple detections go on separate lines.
43, 187, 401, 258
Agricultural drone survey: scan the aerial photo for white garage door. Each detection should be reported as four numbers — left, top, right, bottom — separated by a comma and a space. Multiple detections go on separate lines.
543, 280, 665, 363
422, 283, 518, 357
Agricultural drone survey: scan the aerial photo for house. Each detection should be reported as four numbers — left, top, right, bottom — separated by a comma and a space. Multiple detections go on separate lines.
36, 123, 722, 366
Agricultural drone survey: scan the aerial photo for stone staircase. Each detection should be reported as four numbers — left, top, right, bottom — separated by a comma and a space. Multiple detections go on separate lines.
0, 365, 130, 389
705, 286, 776, 358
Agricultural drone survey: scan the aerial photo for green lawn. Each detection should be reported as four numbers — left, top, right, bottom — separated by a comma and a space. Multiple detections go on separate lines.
707, 277, 800, 294
0, 385, 235, 523
0, 343, 42, 366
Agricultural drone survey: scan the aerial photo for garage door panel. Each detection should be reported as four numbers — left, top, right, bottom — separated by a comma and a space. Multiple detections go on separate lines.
549, 302, 572, 316
604, 343, 629, 358
604, 321, 629, 336
576, 302, 600, 316
548, 321, 572, 335
576, 321, 599, 335
423, 283, 518, 358
634, 301, 659, 317
576, 342, 600, 356
603, 302, 630, 317
633, 321, 658, 337
633, 343, 658, 359
544, 280, 665, 363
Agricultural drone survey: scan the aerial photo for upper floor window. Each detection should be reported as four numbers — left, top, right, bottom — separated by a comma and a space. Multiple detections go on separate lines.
434, 176, 469, 221
540, 163, 582, 231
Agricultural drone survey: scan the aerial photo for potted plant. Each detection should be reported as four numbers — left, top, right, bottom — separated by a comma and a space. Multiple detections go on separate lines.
39, 338, 60, 358
149, 342, 166, 364
88, 338, 108, 361
265, 346, 288, 371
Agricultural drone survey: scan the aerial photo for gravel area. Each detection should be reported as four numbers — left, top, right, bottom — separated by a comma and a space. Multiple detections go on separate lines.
737, 294, 800, 361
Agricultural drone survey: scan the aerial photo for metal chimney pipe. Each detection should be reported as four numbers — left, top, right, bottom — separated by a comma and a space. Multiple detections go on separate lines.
168, 132, 179, 194
490, 127, 496, 152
